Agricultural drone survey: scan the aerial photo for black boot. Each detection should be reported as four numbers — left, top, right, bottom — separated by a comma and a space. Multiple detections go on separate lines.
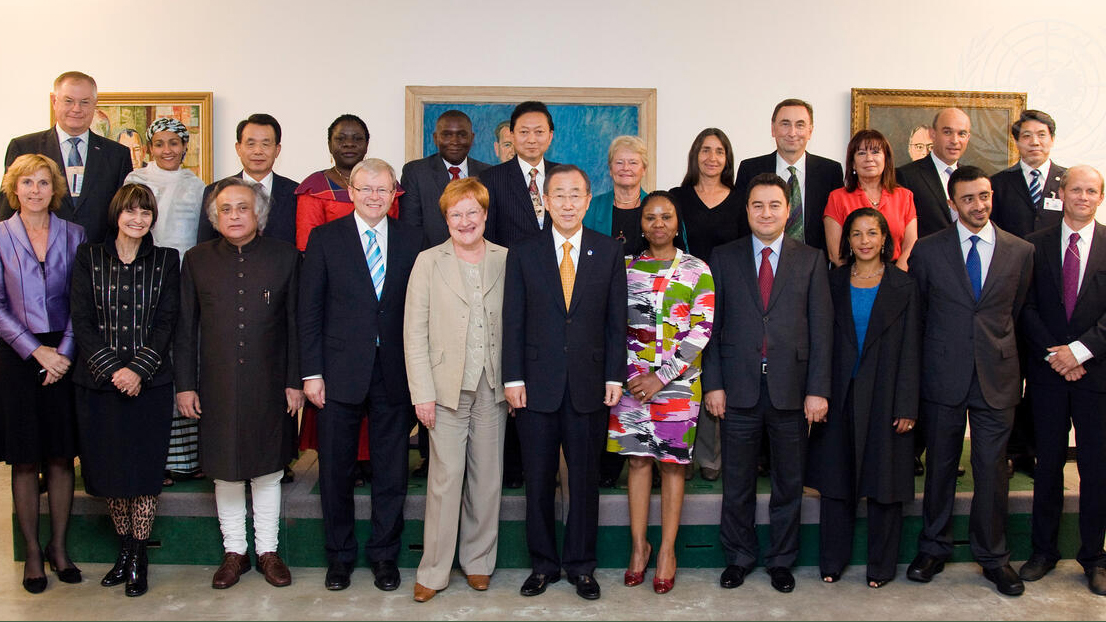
124, 539, 148, 597
101, 535, 134, 587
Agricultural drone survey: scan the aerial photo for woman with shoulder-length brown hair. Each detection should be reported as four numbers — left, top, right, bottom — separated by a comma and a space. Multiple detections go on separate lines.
0, 154, 86, 593
403, 177, 509, 602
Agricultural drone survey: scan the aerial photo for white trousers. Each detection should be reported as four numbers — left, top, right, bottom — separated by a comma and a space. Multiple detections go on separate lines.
214, 469, 283, 555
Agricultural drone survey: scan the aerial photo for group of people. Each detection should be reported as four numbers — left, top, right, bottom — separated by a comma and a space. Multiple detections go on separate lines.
0, 71, 1104, 606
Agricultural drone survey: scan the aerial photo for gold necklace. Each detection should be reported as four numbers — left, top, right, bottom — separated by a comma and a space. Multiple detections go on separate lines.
331, 166, 350, 183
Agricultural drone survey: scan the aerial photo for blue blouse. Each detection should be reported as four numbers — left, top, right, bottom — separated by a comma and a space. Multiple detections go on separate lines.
850, 283, 879, 378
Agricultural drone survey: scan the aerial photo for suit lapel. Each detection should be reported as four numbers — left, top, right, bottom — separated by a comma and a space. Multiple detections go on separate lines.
766, 238, 794, 311
430, 155, 450, 195
831, 271, 858, 352
482, 245, 504, 299
1007, 168, 1035, 212
75, 133, 107, 211
340, 214, 376, 301
1042, 225, 1064, 299
921, 162, 951, 225
942, 228, 976, 303
435, 243, 466, 302
1076, 223, 1106, 308
980, 228, 1013, 302
568, 230, 598, 315
860, 272, 909, 358
735, 237, 763, 312
6, 211, 36, 257
1044, 165, 1065, 201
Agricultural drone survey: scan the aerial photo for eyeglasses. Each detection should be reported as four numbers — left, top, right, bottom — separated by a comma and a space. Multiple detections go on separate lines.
910, 143, 933, 151
546, 194, 588, 206
446, 209, 483, 223
351, 186, 394, 197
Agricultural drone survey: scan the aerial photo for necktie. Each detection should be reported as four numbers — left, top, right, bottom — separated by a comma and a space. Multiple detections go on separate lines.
1029, 169, 1042, 208
448, 166, 461, 181
945, 166, 958, 221
1063, 232, 1081, 321
559, 240, 574, 310
966, 234, 982, 301
67, 137, 83, 167
758, 247, 773, 358
365, 228, 385, 299
785, 165, 804, 241
529, 168, 544, 225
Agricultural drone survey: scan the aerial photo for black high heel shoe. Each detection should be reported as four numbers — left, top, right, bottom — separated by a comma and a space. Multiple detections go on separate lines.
23, 549, 46, 594
45, 545, 82, 584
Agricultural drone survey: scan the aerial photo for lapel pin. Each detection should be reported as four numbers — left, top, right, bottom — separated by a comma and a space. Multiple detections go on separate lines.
587, 249, 593, 256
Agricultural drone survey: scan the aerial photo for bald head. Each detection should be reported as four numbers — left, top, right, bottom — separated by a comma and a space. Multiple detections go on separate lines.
1059, 165, 1104, 229
930, 108, 971, 166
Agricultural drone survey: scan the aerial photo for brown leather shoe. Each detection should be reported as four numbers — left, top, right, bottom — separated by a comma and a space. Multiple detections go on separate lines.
257, 552, 292, 587
211, 552, 250, 589
467, 574, 491, 590
413, 582, 437, 602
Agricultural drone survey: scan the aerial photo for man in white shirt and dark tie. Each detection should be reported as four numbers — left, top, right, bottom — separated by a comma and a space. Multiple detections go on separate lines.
896, 107, 972, 238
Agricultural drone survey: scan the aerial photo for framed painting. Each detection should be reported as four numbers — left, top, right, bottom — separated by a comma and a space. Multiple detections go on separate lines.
405, 86, 657, 196
851, 88, 1027, 175
51, 92, 214, 183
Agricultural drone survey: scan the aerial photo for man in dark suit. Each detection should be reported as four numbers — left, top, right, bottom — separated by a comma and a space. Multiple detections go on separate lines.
198, 113, 298, 245
1019, 165, 1106, 596
702, 173, 833, 594
733, 98, 843, 254
480, 101, 560, 248
896, 107, 972, 238
299, 158, 421, 592
1, 71, 131, 243
503, 165, 626, 600
400, 110, 491, 247
905, 166, 1034, 596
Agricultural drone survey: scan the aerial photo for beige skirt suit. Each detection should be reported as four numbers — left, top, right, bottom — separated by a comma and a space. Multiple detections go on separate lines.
403, 239, 508, 590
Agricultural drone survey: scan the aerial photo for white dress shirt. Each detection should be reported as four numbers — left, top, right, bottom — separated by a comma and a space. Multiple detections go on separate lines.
775, 152, 807, 207
957, 220, 995, 287
354, 210, 389, 272
518, 158, 547, 228
1019, 159, 1053, 194
442, 157, 470, 179
1061, 218, 1096, 364
242, 170, 274, 197
56, 125, 90, 164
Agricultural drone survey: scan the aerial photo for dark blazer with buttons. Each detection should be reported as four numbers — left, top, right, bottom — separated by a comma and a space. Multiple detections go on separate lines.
1021, 222, 1106, 392
501, 226, 627, 413
479, 156, 560, 248
197, 171, 299, 246
399, 154, 491, 248
1, 128, 132, 244
69, 236, 179, 389
896, 157, 955, 239
299, 214, 421, 406
990, 163, 1067, 239
908, 224, 1033, 408
701, 235, 833, 410
733, 152, 844, 253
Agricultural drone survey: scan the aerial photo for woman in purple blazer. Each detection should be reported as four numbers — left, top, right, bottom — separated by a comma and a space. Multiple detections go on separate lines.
0, 154, 86, 594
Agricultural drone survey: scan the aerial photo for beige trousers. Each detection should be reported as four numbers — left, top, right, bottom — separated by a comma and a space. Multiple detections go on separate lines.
415, 373, 507, 589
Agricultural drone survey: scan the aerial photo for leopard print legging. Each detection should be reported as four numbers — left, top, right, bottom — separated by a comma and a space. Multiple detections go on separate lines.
106, 496, 159, 540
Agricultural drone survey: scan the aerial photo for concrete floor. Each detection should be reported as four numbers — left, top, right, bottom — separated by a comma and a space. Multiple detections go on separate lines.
3, 469, 1104, 620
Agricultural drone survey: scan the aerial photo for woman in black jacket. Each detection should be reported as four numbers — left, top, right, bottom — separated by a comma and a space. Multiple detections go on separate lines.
806, 207, 920, 588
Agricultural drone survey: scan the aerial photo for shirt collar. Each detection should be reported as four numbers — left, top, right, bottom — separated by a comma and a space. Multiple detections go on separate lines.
55, 125, 90, 144
957, 219, 995, 245
552, 225, 583, 251
242, 170, 274, 192
518, 157, 546, 181
1061, 218, 1095, 244
1019, 159, 1051, 178
353, 211, 388, 238
752, 233, 784, 257
931, 150, 957, 172
776, 152, 806, 175
442, 157, 469, 177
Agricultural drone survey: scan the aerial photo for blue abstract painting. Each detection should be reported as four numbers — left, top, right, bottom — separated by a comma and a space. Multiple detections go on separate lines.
423, 103, 640, 196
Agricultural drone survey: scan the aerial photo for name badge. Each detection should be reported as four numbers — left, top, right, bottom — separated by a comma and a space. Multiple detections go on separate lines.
65, 165, 84, 197
1043, 197, 1063, 212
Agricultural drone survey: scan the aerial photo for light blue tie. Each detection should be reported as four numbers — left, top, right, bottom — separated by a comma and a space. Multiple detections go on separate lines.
1029, 169, 1042, 207
365, 228, 385, 299
67, 137, 83, 167
966, 235, 982, 301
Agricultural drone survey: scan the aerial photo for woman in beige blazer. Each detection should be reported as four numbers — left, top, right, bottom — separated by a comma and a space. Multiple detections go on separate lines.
403, 177, 508, 602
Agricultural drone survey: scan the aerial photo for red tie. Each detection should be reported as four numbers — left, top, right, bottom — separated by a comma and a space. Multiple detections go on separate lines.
758, 247, 773, 358
448, 166, 461, 180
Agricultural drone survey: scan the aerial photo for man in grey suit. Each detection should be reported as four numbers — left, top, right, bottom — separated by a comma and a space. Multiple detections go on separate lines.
905, 166, 1034, 596
896, 108, 972, 238
399, 110, 491, 247
702, 173, 833, 594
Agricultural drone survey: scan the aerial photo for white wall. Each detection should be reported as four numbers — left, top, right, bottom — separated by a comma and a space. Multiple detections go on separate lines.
2, 0, 1104, 188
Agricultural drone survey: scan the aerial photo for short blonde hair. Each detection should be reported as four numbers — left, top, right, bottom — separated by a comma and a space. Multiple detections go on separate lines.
53, 71, 97, 96
438, 178, 490, 217
2, 154, 67, 212
607, 135, 648, 170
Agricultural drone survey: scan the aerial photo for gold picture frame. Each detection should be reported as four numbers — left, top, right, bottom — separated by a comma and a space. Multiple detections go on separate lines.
405, 86, 657, 194
850, 88, 1027, 175
52, 91, 214, 183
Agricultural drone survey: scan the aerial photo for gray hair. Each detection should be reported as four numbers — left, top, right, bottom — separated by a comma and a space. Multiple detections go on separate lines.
205, 177, 270, 233
350, 158, 396, 187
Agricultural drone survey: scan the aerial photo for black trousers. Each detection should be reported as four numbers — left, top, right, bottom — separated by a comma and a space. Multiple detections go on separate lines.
819, 496, 903, 581
918, 375, 1014, 568
516, 386, 607, 577
317, 359, 409, 564
719, 375, 807, 569
1029, 383, 1106, 571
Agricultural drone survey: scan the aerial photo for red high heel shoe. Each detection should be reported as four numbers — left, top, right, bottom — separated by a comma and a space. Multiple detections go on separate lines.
623, 544, 652, 587
653, 570, 676, 594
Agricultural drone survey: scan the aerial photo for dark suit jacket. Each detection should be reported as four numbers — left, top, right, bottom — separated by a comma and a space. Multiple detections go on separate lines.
399, 154, 491, 247
1, 128, 132, 244
197, 171, 299, 245
502, 226, 627, 413
896, 157, 956, 239
733, 152, 843, 252
701, 235, 833, 410
990, 163, 1067, 239
806, 265, 919, 503
909, 224, 1034, 408
298, 214, 421, 406
479, 156, 560, 248
1021, 222, 1106, 392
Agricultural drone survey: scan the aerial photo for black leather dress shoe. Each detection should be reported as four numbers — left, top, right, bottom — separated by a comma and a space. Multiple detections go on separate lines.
719, 565, 747, 589
567, 573, 601, 600
324, 561, 353, 591
983, 564, 1025, 596
370, 560, 400, 591
914, 456, 925, 476
767, 567, 795, 593
1018, 554, 1057, 581
519, 571, 560, 596
906, 553, 945, 582
1086, 567, 1106, 595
